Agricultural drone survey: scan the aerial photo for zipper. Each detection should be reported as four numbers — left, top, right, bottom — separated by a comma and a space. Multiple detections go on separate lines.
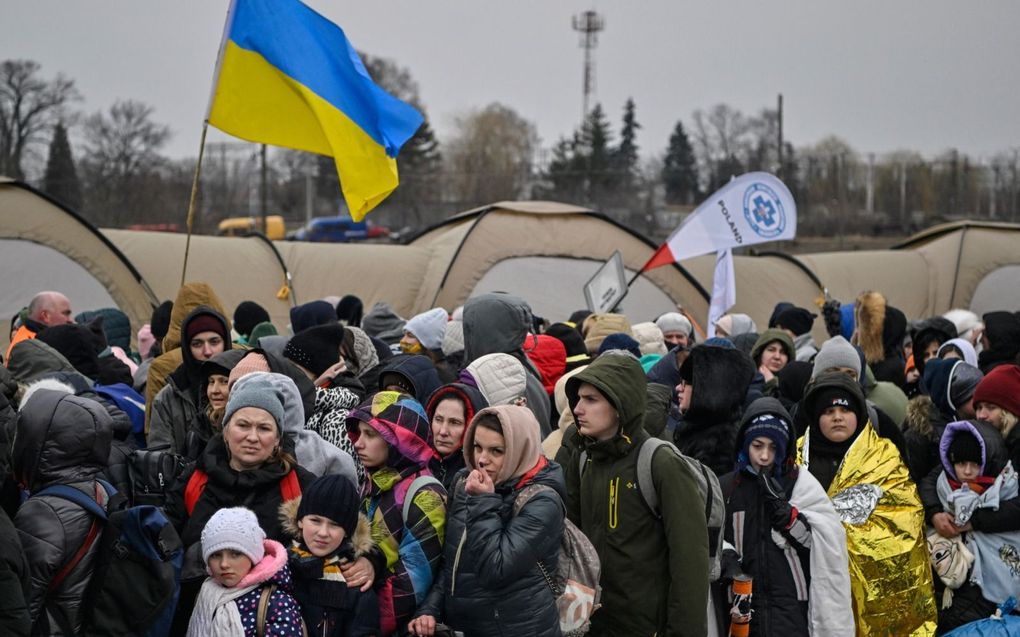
608, 477, 619, 529
450, 527, 468, 596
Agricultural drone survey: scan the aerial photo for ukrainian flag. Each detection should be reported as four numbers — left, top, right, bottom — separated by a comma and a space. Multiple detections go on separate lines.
207, 0, 424, 221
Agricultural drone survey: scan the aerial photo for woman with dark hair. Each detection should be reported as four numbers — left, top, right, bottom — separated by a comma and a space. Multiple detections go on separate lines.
409, 405, 564, 637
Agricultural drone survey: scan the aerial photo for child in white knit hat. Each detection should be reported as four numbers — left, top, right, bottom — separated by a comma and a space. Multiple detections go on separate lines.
187, 507, 306, 637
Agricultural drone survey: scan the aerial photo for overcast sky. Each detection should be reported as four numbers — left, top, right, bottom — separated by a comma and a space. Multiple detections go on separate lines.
5, 1, 1019, 164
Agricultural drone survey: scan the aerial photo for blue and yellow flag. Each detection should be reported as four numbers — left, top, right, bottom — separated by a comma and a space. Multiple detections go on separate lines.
207, 0, 424, 221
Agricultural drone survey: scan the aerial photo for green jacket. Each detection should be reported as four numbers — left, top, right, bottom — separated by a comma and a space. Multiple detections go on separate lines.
562, 354, 709, 637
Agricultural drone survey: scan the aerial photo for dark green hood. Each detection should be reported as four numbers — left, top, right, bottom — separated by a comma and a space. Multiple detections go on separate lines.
566, 353, 647, 439
7, 339, 77, 383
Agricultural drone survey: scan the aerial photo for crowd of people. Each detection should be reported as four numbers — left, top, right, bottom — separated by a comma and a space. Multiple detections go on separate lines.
2, 284, 1020, 636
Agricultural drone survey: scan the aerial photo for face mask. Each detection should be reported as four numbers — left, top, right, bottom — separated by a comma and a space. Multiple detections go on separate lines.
400, 341, 423, 355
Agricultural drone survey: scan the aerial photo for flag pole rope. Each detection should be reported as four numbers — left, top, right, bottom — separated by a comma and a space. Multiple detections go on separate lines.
180, 122, 210, 288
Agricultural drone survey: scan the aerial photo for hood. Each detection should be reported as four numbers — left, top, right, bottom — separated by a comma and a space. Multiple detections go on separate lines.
679, 345, 756, 427
751, 328, 796, 364
735, 396, 797, 470
200, 349, 248, 382
466, 353, 527, 407
464, 404, 544, 485
7, 339, 77, 383
346, 326, 380, 377
178, 306, 232, 373
566, 353, 647, 438
524, 334, 567, 395
553, 365, 587, 430
233, 372, 305, 435
377, 354, 441, 405
14, 388, 113, 491
912, 317, 957, 377
803, 371, 869, 429
463, 292, 533, 364
776, 360, 813, 405
36, 323, 104, 381
921, 358, 957, 419
362, 302, 406, 345
346, 392, 436, 475
162, 283, 229, 353
938, 338, 978, 368
646, 346, 682, 387
279, 497, 375, 557
940, 419, 1007, 479
426, 383, 488, 431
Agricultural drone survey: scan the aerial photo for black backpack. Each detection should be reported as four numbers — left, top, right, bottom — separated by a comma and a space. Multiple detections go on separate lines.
35, 479, 183, 637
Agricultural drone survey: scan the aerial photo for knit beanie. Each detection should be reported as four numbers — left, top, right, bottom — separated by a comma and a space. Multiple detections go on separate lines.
404, 308, 448, 351
442, 320, 464, 357
185, 313, 227, 344
290, 301, 336, 335
774, 307, 816, 337
582, 313, 633, 354
768, 302, 795, 328
948, 430, 983, 468
631, 322, 668, 357
703, 337, 735, 349
973, 364, 1020, 418
948, 363, 983, 413
228, 351, 271, 388
336, 295, 363, 327
297, 474, 360, 539
233, 301, 270, 338
151, 300, 174, 341
598, 333, 642, 359
655, 312, 692, 337
808, 385, 866, 427
222, 373, 285, 431
742, 413, 791, 472
283, 323, 345, 377
715, 313, 758, 337
201, 507, 266, 565
812, 336, 861, 379
248, 321, 278, 347
546, 323, 590, 368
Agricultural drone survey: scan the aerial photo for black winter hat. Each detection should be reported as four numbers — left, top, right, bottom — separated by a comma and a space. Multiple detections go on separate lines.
774, 307, 816, 337
233, 301, 270, 338
151, 300, 174, 340
768, 302, 795, 329
546, 322, 590, 368
948, 430, 983, 468
297, 474, 360, 540
807, 383, 866, 428
284, 323, 345, 378
36, 323, 102, 381
336, 295, 363, 327
290, 300, 336, 335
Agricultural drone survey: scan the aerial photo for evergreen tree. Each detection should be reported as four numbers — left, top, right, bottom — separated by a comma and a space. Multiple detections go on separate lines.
613, 98, 640, 186
42, 121, 82, 210
662, 120, 699, 205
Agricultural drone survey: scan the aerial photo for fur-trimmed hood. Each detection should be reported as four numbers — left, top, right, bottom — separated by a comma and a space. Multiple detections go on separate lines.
855, 291, 906, 365
278, 497, 374, 557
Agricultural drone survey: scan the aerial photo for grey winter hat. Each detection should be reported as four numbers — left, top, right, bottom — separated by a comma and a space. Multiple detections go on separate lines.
812, 336, 861, 379
222, 373, 285, 431
201, 507, 266, 565
655, 312, 692, 336
948, 362, 983, 413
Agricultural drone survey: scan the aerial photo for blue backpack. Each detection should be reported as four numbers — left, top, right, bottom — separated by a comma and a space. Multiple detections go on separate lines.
93, 383, 147, 447
34, 479, 183, 637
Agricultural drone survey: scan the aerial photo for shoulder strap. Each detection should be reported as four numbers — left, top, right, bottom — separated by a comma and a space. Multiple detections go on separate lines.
636, 438, 675, 518
38, 482, 107, 595
184, 469, 209, 516
256, 583, 277, 637
512, 482, 557, 516
402, 475, 443, 524
35, 484, 108, 519
279, 469, 301, 502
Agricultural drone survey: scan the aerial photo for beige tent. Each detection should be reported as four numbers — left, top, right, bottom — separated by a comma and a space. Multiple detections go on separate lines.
4, 177, 1020, 350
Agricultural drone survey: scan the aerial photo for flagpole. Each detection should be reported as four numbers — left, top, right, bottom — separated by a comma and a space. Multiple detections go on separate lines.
180, 122, 210, 288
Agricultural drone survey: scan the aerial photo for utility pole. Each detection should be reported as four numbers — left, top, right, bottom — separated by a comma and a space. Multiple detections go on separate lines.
899, 160, 908, 233
866, 153, 875, 213
572, 10, 604, 123
776, 93, 783, 179
260, 144, 268, 235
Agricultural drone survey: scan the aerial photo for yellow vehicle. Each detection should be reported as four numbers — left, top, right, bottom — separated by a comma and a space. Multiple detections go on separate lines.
217, 215, 286, 240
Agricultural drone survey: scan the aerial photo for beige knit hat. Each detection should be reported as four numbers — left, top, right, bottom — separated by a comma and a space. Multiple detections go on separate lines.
582, 313, 633, 354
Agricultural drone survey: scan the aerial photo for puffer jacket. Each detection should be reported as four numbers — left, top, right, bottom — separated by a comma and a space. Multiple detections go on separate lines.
345, 393, 446, 636
13, 389, 114, 636
425, 383, 488, 491
0, 504, 30, 636
148, 305, 232, 453
462, 292, 551, 432
145, 283, 230, 431
561, 354, 709, 637
416, 459, 565, 637
674, 345, 756, 476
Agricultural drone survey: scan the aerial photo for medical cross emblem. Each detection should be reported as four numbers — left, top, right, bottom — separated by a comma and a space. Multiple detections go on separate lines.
753, 195, 777, 226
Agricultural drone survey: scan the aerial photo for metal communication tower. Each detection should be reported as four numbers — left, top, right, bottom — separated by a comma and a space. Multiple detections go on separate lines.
572, 10, 604, 121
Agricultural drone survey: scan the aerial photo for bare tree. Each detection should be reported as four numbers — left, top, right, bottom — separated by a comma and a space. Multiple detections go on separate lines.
691, 103, 751, 191
445, 103, 538, 207
0, 59, 80, 179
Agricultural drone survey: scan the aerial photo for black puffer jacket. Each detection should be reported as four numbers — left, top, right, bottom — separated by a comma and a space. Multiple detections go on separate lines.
0, 502, 30, 636
719, 398, 811, 637
12, 389, 113, 636
674, 345, 756, 476
416, 460, 565, 637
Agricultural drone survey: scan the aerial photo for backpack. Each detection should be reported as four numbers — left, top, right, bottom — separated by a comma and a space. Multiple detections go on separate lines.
128, 445, 193, 507
514, 483, 601, 637
34, 479, 184, 637
580, 437, 726, 581
93, 382, 147, 447
402, 474, 444, 523
184, 468, 301, 515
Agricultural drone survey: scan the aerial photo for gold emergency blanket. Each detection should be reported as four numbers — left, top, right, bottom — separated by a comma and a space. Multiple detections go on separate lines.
799, 423, 937, 636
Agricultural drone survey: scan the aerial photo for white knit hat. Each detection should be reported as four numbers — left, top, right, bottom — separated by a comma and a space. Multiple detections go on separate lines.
201, 507, 266, 565
404, 307, 448, 351
442, 319, 465, 356
655, 312, 692, 337
631, 322, 668, 356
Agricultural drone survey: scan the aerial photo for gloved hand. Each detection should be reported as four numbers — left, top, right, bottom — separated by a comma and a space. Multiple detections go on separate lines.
758, 470, 796, 531
720, 547, 743, 582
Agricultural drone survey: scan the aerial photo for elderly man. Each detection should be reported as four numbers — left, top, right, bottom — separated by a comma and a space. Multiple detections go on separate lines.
5, 292, 74, 362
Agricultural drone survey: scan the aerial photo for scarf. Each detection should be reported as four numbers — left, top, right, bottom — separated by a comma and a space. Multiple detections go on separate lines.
186, 578, 256, 637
